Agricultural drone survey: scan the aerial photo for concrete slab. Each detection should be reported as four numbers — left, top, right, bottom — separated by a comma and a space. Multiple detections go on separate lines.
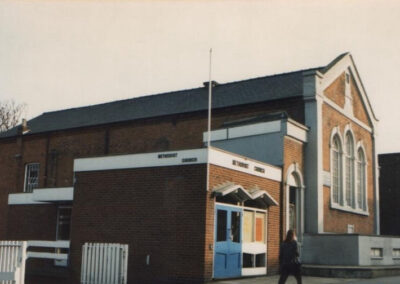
213, 275, 357, 284
302, 265, 400, 278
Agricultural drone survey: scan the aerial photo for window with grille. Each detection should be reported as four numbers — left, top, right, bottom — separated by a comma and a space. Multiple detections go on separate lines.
24, 163, 40, 193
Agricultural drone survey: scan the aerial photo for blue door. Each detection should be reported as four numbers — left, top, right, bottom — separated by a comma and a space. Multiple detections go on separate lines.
214, 204, 242, 278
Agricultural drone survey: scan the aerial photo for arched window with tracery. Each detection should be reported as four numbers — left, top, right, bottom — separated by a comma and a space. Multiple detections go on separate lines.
345, 133, 355, 208
331, 135, 342, 204
357, 148, 366, 210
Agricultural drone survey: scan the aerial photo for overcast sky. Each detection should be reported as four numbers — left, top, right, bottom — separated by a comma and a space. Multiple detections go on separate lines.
0, 0, 399, 154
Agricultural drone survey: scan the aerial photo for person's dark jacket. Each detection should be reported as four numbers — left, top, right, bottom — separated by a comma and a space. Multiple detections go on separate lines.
279, 240, 300, 267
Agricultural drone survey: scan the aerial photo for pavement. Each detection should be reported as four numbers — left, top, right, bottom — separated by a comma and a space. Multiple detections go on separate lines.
214, 275, 400, 284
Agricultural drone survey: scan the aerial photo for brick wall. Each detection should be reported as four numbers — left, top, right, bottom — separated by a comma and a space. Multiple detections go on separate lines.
69, 162, 282, 283
0, 98, 303, 243
324, 73, 346, 108
0, 97, 304, 189
322, 103, 374, 234
6, 204, 59, 277
0, 141, 18, 239
71, 164, 208, 284
350, 76, 371, 126
282, 136, 304, 238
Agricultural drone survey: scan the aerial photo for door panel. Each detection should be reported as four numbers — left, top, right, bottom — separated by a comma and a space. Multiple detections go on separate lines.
214, 205, 242, 278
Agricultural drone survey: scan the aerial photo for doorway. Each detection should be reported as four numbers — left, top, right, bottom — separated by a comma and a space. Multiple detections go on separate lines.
286, 165, 304, 242
214, 204, 242, 278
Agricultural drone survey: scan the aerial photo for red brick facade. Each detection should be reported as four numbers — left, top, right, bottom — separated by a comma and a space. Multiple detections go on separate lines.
208, 164, 281, 275
322, 72, 375, 234
63, 162, 281, 283
71, 164, 208, 284
282, 136, 305, 238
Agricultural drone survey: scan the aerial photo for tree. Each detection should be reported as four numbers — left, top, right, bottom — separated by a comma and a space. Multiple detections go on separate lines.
0, 100, 26, 132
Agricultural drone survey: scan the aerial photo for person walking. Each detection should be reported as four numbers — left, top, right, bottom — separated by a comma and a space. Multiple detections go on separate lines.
278, 229, 302, 284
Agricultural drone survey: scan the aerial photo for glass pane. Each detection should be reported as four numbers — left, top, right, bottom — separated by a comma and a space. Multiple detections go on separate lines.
289, 187, 297, 232
25, 163, 40, 193
289, 204, 296, 232
332, 150, 339, 203
255, 212, 265, 242
217, 210, 227, 242
255, 253, 266, 267
57, 207, 72, 240
231, 211, 241, 243
243, 253, 254, 268
243, 211, 254, 243
332, 136, 341, 204
289, 187, 296, 204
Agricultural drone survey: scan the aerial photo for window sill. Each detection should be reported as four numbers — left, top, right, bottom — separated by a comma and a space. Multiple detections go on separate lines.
330, 203, 369, 216
370, 257, 383, 260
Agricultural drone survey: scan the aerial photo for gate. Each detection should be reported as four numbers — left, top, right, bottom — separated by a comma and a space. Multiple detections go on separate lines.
81, 243, 128, 284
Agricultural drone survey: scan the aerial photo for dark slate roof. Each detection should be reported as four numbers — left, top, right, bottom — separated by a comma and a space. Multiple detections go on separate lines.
222, 112, 289, 128
0, 67, 324, 139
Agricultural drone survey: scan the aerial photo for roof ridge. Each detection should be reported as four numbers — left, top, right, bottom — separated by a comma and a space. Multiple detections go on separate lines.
42, 66, 323, 116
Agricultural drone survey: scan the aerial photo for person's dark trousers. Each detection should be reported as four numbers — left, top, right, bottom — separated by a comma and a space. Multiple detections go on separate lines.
278, 264, 302, 284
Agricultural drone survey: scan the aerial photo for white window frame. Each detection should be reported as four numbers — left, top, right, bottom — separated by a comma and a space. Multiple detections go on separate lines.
344, 131, 356, 209
23, 163, 40, 193
243, 210, 267, 244
330, 128, 343, 207
55, 205, 72, 267
356, 143, 368, 213
329, 127, 369, 216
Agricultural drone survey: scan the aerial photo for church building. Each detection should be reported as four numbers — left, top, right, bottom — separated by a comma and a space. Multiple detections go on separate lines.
0, 53, 394, 283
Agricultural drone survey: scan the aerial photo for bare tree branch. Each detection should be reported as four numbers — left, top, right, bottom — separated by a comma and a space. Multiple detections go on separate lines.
0, 100, 27, 132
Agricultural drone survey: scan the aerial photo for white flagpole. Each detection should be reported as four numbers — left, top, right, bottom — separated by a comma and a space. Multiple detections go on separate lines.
206, 48, 212, 192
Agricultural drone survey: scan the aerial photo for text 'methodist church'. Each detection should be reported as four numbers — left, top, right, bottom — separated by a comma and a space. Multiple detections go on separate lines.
0, 53, 398, 283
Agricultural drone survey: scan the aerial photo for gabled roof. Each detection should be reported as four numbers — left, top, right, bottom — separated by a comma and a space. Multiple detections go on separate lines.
1, 68, 317, 138
319, 52, 378, 123
2, 52, 371, 139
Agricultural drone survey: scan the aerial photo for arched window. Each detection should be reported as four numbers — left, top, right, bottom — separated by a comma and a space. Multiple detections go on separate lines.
357, 149, 366, 210
331, 135, 342, 204
345, 133, 355, 208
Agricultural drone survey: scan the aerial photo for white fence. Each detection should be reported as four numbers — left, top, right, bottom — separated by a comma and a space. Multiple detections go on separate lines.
81, 243, 128, 284
0, 241, 27, 284
0, 240, 70, 284
26, 240, 70, 261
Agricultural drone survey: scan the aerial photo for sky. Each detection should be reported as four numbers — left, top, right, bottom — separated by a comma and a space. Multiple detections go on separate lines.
0, 0, 399, 154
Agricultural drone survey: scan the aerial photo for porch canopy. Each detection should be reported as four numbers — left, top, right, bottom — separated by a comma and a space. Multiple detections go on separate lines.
213, 182, 278, 208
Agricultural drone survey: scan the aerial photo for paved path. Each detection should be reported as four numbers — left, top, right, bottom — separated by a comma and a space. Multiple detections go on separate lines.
214, 275, 400, 284
346, 276, 400, 283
